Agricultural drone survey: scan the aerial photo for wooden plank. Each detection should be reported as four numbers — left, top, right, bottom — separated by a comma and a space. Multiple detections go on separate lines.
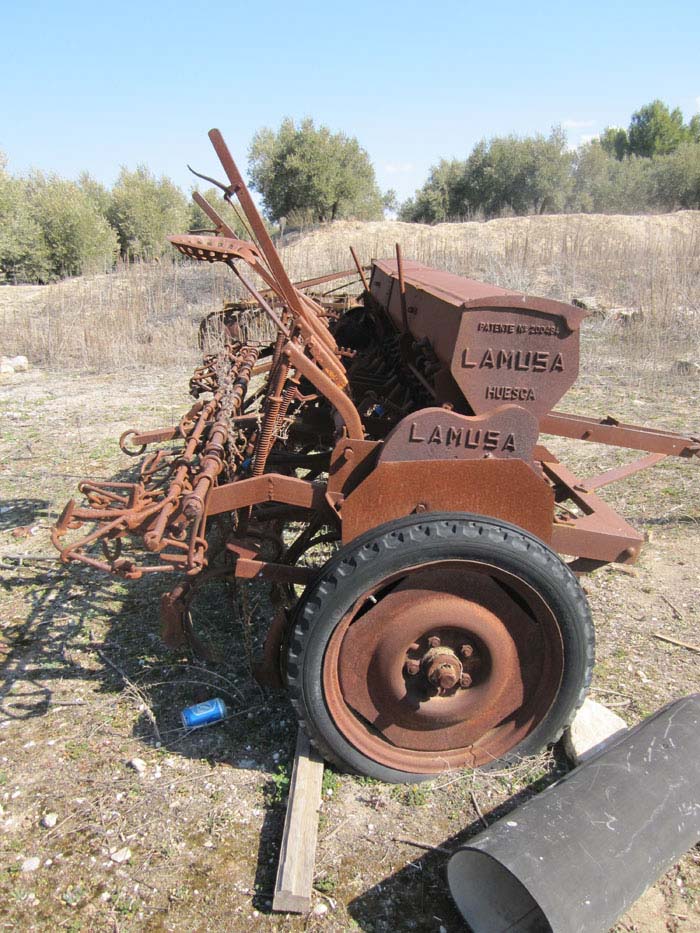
272, 729, 324, 913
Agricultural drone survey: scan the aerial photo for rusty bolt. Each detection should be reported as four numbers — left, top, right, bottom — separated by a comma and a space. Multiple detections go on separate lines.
415, 503, 427, 513
405, 659, 420, 676
460, 643, 474, 658
429, 663, 459, 692
428, 636, 441, 648
460, 672, 473, 688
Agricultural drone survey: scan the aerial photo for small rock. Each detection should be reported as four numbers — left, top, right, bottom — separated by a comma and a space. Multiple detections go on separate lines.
607, 307, 644, 326
110, 847, 132, 864
41, 812, 58, 829
128, 758, 147, 775
313, 903, 328, 916
9, 355, 29, 372
237, 758, 256, 769
564, 699, 628, 765
21, 856, 41, 872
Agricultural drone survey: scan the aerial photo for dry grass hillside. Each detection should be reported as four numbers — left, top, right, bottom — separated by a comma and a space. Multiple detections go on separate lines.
1, 210, 699, 373
0, 213, 699, 932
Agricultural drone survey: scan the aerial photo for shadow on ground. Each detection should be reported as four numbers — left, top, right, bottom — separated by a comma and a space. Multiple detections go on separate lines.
0, 488, 296, 765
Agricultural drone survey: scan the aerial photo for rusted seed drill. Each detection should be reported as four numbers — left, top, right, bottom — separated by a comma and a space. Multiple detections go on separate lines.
52, 129, 699, 782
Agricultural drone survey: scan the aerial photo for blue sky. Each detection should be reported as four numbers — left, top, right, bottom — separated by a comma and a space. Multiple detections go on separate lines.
1, 0, 699, 202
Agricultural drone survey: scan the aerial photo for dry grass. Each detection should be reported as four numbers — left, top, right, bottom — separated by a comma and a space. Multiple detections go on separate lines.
1, 212, 699, 377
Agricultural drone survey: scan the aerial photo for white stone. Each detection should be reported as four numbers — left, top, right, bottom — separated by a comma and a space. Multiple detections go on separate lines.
41, 812, 58, 829
110, 847, 132, 864
564, 699, 628, 765
21, 856, 41, 872
313, 903, 328, 916
9, 355, 29, 372
127, 757, 146, 775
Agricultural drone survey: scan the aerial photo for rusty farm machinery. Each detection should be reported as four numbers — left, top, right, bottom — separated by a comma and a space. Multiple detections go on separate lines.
52, 130, 700, 783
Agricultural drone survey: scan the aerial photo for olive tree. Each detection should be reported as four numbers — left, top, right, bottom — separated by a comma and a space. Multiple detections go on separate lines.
248, 118, 384, 224
27, 172, 119, 278
108, 166, 190, 260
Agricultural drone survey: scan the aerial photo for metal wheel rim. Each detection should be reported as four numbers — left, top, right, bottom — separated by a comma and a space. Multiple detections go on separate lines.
321, 559, 564, 773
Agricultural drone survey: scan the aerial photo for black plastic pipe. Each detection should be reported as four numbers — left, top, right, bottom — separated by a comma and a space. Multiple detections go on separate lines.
447, 694, 700, 933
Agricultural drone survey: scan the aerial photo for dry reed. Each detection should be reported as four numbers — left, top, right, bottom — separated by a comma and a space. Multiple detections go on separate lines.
1, 212, 698, 379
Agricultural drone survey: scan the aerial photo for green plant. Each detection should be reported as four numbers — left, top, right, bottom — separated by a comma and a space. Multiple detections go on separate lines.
322, 769, 340, 797
355, 775, 382, 787
393, 784, 430, 807
265, 764, 290, 805
62, 884, 87, 907
65, 740, 90, 760
314, 874, 337, 895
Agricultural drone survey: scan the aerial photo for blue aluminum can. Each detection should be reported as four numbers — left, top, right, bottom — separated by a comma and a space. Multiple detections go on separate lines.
181, 697, 227, 730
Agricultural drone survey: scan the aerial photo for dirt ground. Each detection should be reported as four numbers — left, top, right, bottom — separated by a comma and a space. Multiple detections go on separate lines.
1, 315, 699, 931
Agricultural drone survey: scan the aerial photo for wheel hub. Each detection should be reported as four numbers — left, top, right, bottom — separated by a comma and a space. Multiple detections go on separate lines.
421, 644, 463, 694
405, 640, 470, 695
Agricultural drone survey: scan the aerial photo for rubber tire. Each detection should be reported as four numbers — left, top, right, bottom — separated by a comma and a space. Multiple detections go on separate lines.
287, 513, 595, 783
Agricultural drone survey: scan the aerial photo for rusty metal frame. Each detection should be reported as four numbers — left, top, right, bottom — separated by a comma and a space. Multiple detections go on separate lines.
542, 410, 700, 458
50, 127, 699, 695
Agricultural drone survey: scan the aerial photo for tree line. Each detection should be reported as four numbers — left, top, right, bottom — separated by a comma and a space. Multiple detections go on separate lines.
0, 119, 390, 284
0, 155, 249, 284
2, 104, 699, 283
401, 101, 700, 223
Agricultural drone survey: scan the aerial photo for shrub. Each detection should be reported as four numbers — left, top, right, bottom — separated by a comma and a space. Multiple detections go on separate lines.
0, 156, 52, 283
650, 143, 700, 209
27, 172, 119, 278
108, 166, 190, 261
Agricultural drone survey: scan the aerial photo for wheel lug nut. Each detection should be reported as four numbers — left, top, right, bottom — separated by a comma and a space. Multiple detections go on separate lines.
435, 667, 458, 690
405, 659, 420, 676
428, 636, 441, 648
460, 643, 474, 658
460, 673, 473, 688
